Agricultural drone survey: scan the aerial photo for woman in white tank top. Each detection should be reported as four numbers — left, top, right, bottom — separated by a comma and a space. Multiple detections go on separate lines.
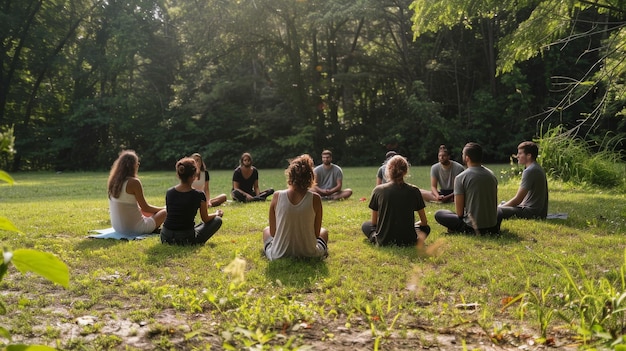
107, 150, 167, 234
262, 154, 329, 260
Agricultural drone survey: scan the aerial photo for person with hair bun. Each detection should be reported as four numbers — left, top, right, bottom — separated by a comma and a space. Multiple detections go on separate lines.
263, 154, 329, 260
361, 155, 430, 247
108, 150, 166, 235
161, 157, 224, 245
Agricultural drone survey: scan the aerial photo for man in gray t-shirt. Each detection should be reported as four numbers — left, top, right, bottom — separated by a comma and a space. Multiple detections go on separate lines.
498, 141, 548, 220
429, 145, 465, 203
312, 150, 352, 200
435, 142, 499, 234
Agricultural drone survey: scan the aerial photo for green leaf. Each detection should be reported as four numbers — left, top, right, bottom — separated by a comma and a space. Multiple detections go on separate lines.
11, 249, 69, 288
0, 325, 11, 340
0, 217, 21, 233
0, 170, 14, 185
1, 261, 8, 280
0, 299, 6, 315
6, 345, 60, 351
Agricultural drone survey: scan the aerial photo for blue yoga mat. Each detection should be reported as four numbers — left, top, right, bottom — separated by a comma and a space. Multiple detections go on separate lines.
546, 213, 568, 219
87, 228, 158, 240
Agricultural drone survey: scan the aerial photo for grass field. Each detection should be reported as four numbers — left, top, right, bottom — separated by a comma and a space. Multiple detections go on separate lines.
1, 165, 625, 350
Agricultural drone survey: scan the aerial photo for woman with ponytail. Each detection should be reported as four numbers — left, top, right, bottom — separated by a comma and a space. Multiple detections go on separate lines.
161, 157, 224, 245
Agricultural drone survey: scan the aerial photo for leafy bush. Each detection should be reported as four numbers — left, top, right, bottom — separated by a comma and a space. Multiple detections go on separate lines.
1, 130, 70, 350
537, 125, 624, 188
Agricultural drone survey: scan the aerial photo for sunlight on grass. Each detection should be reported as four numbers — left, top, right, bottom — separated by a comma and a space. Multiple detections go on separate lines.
1, 167, 625, 349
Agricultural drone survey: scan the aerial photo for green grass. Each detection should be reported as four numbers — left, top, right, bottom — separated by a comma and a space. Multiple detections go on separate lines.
1, 165, 626, 350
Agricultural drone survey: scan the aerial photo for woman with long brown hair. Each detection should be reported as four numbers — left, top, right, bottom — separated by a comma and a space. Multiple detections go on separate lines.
107, 150, 166, 234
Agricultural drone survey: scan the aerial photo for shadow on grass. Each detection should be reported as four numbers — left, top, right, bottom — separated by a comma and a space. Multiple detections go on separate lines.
264, 258, 329, 288
143, 241, 210, 264
441, 228, 524, 243
74, 237, 144, 250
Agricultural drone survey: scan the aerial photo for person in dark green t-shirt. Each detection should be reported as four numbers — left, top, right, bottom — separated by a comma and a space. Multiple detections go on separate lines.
361, 155, 430, 247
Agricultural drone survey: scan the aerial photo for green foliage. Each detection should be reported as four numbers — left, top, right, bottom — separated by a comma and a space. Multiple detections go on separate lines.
1, 161, 69, 350
9, 250, 69, 289
537, 125, 625, 187
518, 249, 626, 348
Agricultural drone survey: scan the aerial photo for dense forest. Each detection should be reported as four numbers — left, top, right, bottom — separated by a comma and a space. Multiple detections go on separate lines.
1, 0, 624, 171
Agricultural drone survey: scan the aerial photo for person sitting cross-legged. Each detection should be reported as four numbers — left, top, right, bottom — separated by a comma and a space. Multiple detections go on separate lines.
498, 141, 548, 221
161, 157, 224, 245
361, 155, 430, 248
262, 154, 329, 260
231, 152, 274, 202
311, 150, 352, 200
434, 142, 499, 235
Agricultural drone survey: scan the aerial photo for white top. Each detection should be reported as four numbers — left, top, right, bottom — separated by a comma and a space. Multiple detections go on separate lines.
265, 190, 325, 260
192, 170, 208, 191
109, 180, 154, 234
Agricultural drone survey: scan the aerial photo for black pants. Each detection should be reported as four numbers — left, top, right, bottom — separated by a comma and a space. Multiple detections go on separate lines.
231, 188, 274, 202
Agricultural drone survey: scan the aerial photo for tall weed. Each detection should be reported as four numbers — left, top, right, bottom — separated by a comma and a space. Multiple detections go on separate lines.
519, 249, 626, 348
537, 125, 624, 188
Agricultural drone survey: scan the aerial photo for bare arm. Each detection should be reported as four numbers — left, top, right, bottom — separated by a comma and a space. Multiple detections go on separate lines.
430, 176, 439, 199
417, 208, 428, 226
199, 199, 212, 222
253, 179, 260, 196
204, 180, 212, 207
371, 210, 379, 226
312, 193, 323, 237
267, 193, 278, 237
455, 194, 465, 217
127, 178, 163, 214
501, 187, 528, 207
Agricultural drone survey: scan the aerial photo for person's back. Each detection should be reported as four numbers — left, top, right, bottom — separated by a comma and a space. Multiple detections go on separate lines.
434, 142, 499, 234
369, 181, 425, 246
265, 190, 323, 259
163, 187, 204, 231
263, 154, 329, 260
456, 166, 498, 229
161, 157, 223, 245
109, 179, 143, 233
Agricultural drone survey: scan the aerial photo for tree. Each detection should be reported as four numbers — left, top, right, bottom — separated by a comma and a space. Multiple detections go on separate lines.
410, 0, 626, 139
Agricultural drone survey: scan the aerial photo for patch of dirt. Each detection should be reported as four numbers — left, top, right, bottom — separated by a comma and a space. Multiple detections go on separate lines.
6, 308, 581, 350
